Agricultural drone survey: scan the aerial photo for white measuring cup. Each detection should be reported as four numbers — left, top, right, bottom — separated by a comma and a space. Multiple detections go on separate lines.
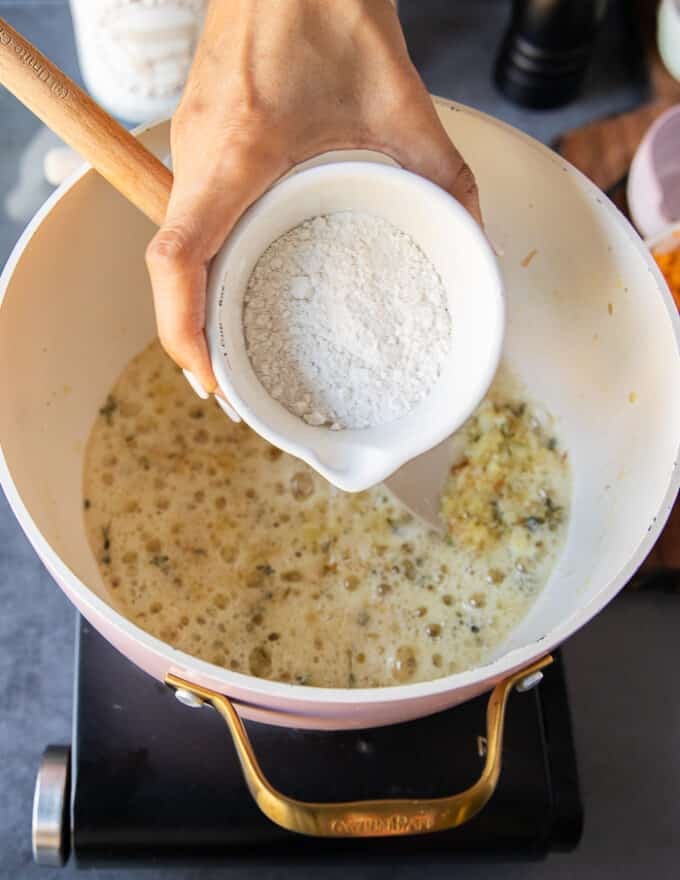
205, 155, 504, 493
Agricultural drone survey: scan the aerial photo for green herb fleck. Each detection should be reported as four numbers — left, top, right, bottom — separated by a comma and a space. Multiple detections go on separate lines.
545, 500, 564, 530
99, 395, 117, 425
150, 554, 170, 574
101, 525, 111, 565
490, 499, 504, 527
386, 512, 413, 533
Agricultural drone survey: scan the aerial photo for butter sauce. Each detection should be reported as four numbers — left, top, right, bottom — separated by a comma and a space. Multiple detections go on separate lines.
84, 340, 570, 688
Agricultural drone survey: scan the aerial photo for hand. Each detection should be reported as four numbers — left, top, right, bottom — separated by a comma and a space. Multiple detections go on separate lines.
146, 0, 481, 396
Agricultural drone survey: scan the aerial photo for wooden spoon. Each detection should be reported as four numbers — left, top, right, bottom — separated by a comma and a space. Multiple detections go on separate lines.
0, 16, 171, 224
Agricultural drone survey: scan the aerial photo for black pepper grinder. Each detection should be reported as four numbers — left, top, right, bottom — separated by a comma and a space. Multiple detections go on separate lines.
494, 0, 609, 109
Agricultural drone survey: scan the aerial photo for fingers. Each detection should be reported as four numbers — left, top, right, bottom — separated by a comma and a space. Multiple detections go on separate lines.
145, 153, 280, 402
438, 153, 483, 228
398, 131, 482, 227
379, 89, 483, 226
146, 218, 217, 395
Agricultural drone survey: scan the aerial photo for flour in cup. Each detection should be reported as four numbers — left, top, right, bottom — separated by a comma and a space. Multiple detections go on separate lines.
243, 212, 452, 430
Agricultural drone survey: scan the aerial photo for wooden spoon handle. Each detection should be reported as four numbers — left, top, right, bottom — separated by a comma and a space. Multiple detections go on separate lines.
0, 17, 172, 226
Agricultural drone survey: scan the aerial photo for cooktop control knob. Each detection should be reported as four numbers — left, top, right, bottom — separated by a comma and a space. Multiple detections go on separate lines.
32, 745, 71, 866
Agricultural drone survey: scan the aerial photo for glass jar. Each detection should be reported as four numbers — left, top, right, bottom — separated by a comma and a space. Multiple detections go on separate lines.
69, 0, 207, 123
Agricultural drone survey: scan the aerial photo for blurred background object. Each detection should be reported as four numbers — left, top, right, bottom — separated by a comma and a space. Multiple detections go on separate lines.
627, 104, 680, 237
648, 220, 680, 307
658, 0, 680, 81
556, 0, 680, 217
494, 0, 609, 109
68, 0, 206, 123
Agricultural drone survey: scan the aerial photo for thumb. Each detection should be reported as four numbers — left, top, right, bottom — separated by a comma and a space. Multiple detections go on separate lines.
146, 212, 217, 396
145, 165, 274, 404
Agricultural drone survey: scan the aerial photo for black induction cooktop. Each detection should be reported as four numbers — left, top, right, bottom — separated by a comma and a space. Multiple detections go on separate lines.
31, 617, 583, 867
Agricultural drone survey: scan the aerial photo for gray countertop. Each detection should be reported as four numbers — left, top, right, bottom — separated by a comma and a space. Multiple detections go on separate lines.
1, 1, 678, 878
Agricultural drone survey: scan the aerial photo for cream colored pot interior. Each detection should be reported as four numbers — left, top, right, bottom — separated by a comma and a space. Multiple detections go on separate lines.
1, 108, 679, 725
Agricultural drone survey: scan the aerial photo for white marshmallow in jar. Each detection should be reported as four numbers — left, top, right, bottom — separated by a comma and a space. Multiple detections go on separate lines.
69, 0, 207, 123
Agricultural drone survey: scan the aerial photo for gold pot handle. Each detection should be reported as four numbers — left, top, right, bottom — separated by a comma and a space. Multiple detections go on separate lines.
166, 655, 552, 838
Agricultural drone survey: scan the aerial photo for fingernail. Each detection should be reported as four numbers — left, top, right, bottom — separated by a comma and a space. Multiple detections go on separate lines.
215, 395, 241, 424
182, 369, 210, 400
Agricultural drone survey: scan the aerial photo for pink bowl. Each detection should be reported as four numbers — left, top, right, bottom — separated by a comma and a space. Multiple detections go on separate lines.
628, 104, 680, 238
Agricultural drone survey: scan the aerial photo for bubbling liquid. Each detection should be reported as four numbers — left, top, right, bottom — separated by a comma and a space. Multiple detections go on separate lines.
84, 341, 570, 688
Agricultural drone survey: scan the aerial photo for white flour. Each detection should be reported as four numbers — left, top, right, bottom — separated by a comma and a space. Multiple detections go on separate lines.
243, 212, 452, 429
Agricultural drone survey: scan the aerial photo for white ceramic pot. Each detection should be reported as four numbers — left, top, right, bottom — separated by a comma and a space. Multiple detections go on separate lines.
1, 105, 679, 731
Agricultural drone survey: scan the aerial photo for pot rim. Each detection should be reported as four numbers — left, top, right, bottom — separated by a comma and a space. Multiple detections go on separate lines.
1, 108, 679, 708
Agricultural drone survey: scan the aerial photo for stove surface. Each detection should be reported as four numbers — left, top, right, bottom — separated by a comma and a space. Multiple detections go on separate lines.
62, 620, 581, 867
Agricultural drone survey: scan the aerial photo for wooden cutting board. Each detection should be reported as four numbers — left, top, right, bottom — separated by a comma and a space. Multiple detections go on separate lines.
556, 0, 679, 580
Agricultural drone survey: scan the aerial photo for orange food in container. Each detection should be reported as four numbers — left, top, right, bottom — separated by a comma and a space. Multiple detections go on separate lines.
653, 231, 680, 310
